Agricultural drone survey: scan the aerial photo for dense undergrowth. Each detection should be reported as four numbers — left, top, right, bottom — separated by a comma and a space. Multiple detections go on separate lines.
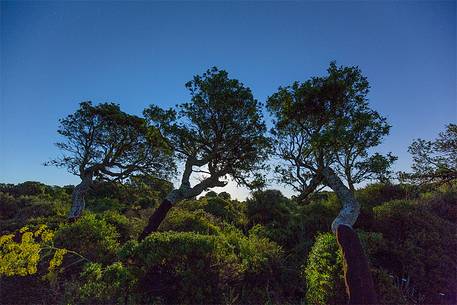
0, 181, 456, 304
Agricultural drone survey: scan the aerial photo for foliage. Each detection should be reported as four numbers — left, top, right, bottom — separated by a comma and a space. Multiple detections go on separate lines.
372, 199, 457, 303
54, 213, 119, 263
401, 123, 457, 185
144, 67, 270, 195
46, 101, 175, 181
118, 230, 283, 305
0, 225, 55, 276
267, 61, 392, 198
1, 178, 456, 304
76, 262, 136, 305
158, 208, 221, 235
304, 231, 406, 305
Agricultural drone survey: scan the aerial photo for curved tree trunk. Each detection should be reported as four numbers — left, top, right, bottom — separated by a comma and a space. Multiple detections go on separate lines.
322, 167, 360, 233
68, 173, 93, 220
322, 167, 377, 304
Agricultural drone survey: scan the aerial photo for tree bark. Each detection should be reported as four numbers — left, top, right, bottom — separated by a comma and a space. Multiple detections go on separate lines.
322, 167, 360, 233
322, 168, 376, 304
138, 199, 173, 241
336, 224, 378, 304
138, 188, 184, 241
68, 172, 93, 220
297, 174, 323, 204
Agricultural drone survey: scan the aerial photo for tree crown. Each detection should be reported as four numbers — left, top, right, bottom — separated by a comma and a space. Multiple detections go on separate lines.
46, 101, 175, 181
144, 67, 270, 190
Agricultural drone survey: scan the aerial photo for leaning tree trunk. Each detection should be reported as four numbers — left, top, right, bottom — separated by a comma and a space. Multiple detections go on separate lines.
138, 188, 184, 241
336, 224, 378, 304
68, 172, 93, 220
322, 167, 378, 304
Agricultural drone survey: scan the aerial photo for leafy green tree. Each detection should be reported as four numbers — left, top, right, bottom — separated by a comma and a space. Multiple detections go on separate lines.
401, 123, 457, 185
268, 62, 393, 198
46, 101, 175, 220
267, 62, 390, 231
139, 67, 270, 240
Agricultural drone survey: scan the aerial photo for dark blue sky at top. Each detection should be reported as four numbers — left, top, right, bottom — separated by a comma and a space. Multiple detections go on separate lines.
1, 1, 455, 199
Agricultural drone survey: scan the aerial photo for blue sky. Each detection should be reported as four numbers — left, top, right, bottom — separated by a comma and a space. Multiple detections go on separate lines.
1, 1, 455, 199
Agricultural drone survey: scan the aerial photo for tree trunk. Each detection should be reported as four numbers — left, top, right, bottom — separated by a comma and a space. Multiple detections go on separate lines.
68, 173, 93, 220
322, 167, 360, 233
322, 167, 377, 304
297, 174, 323, 204
138, 189, 184, 241
336, 224, 378, 304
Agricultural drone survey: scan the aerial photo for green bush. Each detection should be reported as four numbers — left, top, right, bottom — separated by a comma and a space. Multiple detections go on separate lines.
304, 231, 406, 305
158, 208, 221, 235
0, 192, 18, 220
118, 230, 283, 305
74, 262, 136, 305
419, 190, 457, 223
246, 190, 292, 227
101, 210, 145, 242
118, 232, 238, 304
373, 199, 457, 304
356, 183, 415, 208
54, 213, 119, 264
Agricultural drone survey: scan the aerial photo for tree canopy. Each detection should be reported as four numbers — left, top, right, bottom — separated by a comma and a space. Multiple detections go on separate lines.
139, 67, 271, 239
45, 101, 175, 218
401, 123, 457, 185
267, 62, 393, 199
144, 67, 270, 196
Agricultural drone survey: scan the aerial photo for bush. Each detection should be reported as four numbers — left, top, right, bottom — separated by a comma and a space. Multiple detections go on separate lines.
304, 231, 406, 305
54, 213, 119, 264
246, 190, 292, 227
118, 232, 238, 304
158, 208, 221, 235
118, 230, 283, 305
0, 192, 18, 220
204, 196, 242, 225
73, 262, 136, 305
373, 199, 457, 304
418, 190, 457, 223
101, 211, 145, 242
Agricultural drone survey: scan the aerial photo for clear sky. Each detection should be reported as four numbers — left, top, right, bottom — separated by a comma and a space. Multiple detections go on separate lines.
1, 1, 455, 200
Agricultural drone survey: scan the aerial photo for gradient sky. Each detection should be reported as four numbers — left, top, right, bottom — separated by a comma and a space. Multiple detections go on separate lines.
1, 1, 455, 199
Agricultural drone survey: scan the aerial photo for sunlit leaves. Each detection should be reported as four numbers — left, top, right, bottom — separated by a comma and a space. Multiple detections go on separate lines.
0, 225, 65, 277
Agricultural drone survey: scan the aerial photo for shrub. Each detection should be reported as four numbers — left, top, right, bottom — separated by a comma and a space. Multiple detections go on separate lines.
354, 183, 418, 231
101, 211, 145, 242
118, 232, 238, 304
158, 208, 221, 235
118, 230, 283, 305
0, 192, 18, 220
54, 213, 119, 264
373, 199, 457, 304
418, 190, 457, 223
356, 183, 415, 208
75, 262, 136, 305
246, 190, 292, 227
304, 231, 406, 305
204, 196, 241, 225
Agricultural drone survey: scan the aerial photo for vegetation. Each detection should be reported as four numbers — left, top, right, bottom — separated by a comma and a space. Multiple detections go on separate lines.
1, 64, 456, 304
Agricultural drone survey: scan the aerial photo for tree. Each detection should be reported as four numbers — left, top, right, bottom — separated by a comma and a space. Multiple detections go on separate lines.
139, 67, 270, 240
268, 62, 382, 302
268, 62, 392, 204
46, 101, 175, 220
401, 123, 457, 185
